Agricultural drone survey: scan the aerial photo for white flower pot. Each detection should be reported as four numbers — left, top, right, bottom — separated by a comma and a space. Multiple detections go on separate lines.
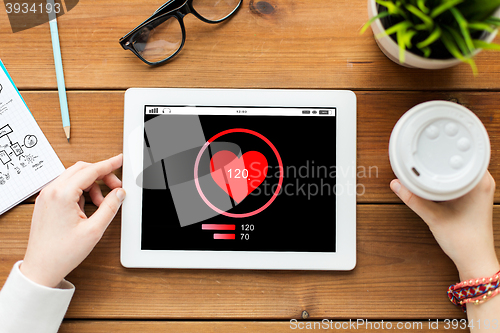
367, 0, 500, 69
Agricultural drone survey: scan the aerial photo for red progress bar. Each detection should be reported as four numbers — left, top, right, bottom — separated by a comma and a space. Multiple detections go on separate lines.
202, 224, 236, 230
213, 234, 235, 240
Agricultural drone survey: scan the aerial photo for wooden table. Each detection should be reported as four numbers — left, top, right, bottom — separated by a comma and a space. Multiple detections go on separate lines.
1, 0, 499, 331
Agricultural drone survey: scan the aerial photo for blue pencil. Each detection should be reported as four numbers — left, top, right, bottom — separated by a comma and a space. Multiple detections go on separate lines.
48, 0, 70, 142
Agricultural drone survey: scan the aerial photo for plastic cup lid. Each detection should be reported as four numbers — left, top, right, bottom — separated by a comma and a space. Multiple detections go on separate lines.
389, 101, 490, 201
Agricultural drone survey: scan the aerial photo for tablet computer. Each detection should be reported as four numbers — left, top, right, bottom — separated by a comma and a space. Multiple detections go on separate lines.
121, 88, 356, 270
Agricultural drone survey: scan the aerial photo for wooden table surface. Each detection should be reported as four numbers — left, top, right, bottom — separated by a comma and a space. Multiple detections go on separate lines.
1, 0, 499, 331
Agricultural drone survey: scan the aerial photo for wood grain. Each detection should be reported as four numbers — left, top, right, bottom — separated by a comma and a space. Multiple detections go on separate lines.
18, 90, 500, 204
1, 204, 498, 319
355, 91, 500, 203
1, 0, 500, 91
1, 0, 499, 327
58, 320, 468, 332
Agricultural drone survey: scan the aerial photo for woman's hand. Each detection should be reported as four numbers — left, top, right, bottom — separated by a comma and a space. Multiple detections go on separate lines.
390, 171, 499, 281
20, 154, 126, 288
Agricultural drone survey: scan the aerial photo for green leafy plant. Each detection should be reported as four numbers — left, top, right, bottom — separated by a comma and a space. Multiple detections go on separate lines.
361, 0, 500, 73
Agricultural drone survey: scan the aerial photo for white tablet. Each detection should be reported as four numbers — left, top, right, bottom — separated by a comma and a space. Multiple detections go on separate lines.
121, 88, 356, 270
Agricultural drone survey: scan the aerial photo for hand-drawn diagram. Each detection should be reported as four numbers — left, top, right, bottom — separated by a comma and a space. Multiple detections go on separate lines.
0, 124, 40, 185
0, 99, 12, 116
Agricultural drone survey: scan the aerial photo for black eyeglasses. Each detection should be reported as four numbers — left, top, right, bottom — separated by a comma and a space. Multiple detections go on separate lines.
119, 0, 242, 65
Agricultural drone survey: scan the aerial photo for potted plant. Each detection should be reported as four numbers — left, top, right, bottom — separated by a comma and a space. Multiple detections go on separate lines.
362, 0, 500, 73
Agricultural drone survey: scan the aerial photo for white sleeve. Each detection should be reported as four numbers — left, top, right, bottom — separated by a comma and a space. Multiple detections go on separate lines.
0, 261, 75, 333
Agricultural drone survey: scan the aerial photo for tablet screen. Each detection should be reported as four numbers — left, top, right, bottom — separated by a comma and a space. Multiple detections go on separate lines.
140, 107, 337, 252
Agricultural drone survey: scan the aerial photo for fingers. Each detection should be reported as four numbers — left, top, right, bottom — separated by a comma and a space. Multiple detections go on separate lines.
474, 171, 495, 198
78, 195, 85, 213
70, 154, 123, 192
54, 154, 122, 189
85, 173, 122, 207
87, 182, 104, 206
390, 179, 438, 223
88, 188, 126, 231
102, 172, 122, 190
55, 155, 123, 211
50, 161, 90, 187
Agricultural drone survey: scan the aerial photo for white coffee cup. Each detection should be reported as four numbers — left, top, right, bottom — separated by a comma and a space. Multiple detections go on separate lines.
389, 101, 490, 201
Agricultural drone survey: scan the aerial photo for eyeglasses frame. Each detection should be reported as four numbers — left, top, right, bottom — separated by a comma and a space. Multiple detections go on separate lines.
119, 0, 243, 65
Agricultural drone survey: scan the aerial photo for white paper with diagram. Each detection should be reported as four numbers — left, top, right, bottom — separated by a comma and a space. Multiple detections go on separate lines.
0, 60, 65, 214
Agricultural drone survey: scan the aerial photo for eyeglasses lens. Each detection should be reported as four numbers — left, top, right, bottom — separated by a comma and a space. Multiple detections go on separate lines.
132, 15, 183, 63
192, 0, 241, 21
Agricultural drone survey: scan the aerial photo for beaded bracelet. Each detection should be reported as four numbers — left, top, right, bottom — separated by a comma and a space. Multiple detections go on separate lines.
461, 288, 500, 306
447, 270, 500, 312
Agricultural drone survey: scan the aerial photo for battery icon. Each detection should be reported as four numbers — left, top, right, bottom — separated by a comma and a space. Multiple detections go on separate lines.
319, 110, 330, 115
302, 110, 311, 114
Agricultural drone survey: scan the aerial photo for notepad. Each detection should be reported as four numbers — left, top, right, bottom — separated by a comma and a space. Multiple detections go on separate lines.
0, 60, 65, 215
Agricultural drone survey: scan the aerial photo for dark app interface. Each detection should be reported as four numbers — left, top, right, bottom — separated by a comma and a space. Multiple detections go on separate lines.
141, 110, 337, 252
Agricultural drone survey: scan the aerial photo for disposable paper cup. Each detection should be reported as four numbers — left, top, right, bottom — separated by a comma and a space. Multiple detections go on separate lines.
389, 101, 490, 201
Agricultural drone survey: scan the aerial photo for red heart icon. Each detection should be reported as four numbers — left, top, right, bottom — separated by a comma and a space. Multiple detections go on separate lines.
210, 150, 268, 203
